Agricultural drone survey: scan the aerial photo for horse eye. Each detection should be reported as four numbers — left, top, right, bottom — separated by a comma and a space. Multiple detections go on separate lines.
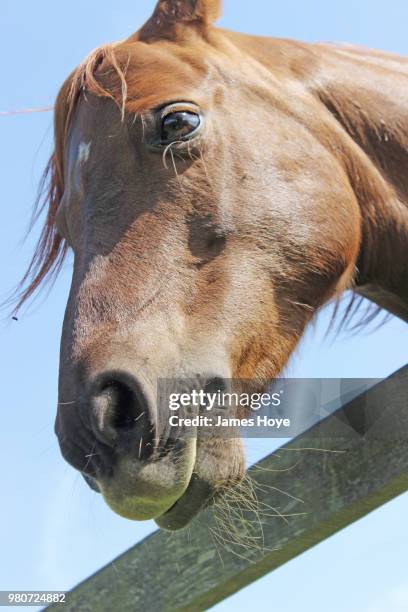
161, 111, 201, 143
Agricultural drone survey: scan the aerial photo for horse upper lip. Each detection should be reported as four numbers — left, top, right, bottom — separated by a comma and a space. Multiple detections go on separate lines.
154, 474, 215, 531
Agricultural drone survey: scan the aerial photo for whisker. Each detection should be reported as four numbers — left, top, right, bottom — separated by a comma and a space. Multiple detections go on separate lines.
83, 443, 96, 472
0, 106, 53, 116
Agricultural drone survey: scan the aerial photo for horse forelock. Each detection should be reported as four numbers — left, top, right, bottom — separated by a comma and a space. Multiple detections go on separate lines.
12, 44, 126, 312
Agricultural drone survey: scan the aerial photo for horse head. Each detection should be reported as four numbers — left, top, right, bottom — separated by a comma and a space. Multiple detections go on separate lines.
24, 0, 393, 530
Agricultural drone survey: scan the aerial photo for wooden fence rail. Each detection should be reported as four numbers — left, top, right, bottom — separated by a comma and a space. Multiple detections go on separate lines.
48, 365, 408, 611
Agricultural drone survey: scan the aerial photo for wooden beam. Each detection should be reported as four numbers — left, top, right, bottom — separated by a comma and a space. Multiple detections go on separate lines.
49, 365, 408, 612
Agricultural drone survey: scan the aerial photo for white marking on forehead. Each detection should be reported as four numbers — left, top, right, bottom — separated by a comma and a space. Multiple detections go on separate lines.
78, 141, 91, 164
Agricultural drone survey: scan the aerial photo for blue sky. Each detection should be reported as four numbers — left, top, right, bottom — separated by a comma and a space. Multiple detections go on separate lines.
1, 1, 408, 611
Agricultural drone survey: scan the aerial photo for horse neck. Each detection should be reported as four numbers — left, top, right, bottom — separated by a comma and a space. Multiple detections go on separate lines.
313, 44, 408, 321
227, 33, 408, 321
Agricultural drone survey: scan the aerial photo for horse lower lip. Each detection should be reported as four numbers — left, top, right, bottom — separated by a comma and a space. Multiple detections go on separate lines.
155, 474, 214, 531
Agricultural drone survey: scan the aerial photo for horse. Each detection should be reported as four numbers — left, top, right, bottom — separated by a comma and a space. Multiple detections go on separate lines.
16, 0, 408, 530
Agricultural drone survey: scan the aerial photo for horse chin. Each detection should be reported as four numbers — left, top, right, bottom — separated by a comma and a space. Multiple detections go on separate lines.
155, 473, 215, 531
98, 439, 197, 522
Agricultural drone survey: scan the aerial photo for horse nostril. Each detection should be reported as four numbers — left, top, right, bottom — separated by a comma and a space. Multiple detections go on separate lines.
88, 372, 155, 458
101, 382, 137, 431
203, 376, 228, 395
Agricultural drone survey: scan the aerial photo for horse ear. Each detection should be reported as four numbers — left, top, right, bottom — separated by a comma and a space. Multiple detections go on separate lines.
139, 0, 222, 41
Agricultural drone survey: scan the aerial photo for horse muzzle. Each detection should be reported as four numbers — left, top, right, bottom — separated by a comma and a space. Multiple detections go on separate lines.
55, 369, 222, 529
